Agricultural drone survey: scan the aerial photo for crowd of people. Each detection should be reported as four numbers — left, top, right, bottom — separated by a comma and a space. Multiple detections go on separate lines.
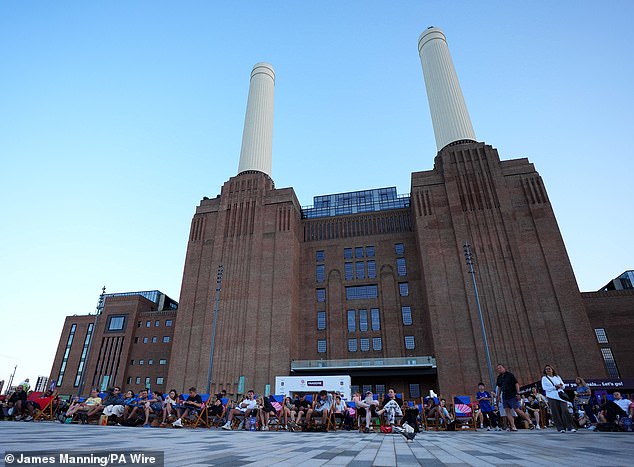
1, 364, 633, 434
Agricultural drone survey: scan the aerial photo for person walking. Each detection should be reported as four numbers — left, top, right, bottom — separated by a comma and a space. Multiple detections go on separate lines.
541, 364, 576, 433
495, 363, 535, 431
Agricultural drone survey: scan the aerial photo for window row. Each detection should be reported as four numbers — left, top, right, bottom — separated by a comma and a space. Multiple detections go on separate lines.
344, 246, 375, 260
127, 376, 165, 386
137, 319, 173, 328
130, 359, 168, 366
134, 336, 171, 344
347, 308, 380, 332
347, 337, 383, 352
344, 261, 376, 281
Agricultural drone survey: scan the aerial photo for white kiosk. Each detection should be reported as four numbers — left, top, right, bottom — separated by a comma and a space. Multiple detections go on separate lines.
275, 375, 351, 400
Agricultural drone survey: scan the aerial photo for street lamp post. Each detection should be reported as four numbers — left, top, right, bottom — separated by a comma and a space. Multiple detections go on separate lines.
463, 242, 496, 391
206, 265, 224, 394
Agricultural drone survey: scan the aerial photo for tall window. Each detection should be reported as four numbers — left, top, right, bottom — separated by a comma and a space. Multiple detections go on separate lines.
366, 245, 375, 257
317, 311, 326, 330
409, 384, 421, 399
399, 282, 409, 296
404, 335, 415, 350
360, 338, 370, 352
348, 338, 358, 352
146, 321, 151, 327
316, 288, 326, 302
367, 260, 376, 279
355, 247, 364, 258
317, 340, 327, 353
347, 310, 356, 332
355, 261, 365, 279
396, 258, 407, 276
135, 377, 141, 384
74, 323, 94, 387
344, 262, 353, 280
594, 328, 608, 344
316, 250, 325, 262
57, 324, 77, 386
359, 309, 368, 332
344, 248, 353, 259
601, 348, 620, 378
316, 264, 325, 283
152, 336, 157, 343
156, 377, 164, 385
372, 337, 382, 351
371, 308, 380, 331
163, 336, 170, 343
155, 320, 160, 327
145, 377, 151, 386
401, 306, 413, 325
394, 243, 405, 255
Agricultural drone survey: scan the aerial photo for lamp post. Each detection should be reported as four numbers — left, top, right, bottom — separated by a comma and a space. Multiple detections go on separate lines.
206, 265, 224, 394
463, 242, 495, 391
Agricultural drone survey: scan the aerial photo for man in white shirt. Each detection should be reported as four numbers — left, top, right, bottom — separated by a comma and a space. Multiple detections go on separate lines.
613, 392, 632, 414
222, 390, 257, 430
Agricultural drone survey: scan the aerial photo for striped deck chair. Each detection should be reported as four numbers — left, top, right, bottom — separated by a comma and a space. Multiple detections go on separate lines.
453, 395, 476, 431
268, 395, 284, 430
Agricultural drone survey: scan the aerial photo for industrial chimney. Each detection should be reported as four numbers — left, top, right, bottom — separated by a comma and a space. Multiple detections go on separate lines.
418, 27, 476, 151
237, 62, 275, 177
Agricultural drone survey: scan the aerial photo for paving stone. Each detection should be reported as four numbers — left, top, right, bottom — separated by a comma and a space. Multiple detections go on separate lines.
2, 421, 634, 466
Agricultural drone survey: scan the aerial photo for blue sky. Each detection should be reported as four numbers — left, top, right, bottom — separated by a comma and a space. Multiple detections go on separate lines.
1, 1, 633, 387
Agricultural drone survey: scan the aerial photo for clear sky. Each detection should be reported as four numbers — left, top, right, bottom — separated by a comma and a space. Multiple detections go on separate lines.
1, 1, 633, 388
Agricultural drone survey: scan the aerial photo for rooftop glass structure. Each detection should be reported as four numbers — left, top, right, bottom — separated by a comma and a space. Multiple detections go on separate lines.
302, 187, 410, 219
103, 290, 178, 310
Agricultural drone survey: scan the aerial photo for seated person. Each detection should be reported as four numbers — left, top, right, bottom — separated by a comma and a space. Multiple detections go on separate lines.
258, 395, 277, 431
307, 390, 333, 430
376, 388, 403, 426
354, 391, 380, 433
23, 389, 57, 422
161, 389, 181, 426
172, 387, 203, 427
65, 389, 103, 423
282, 396, 296, 430
438, 399, 454, 426
291, 394, 312, 429
88, 387, 123, 422
424, 396, 449, 426
331, 394, 348, 429
221, 389, 257, 430
208, 390, 227, 419
525, 395, 542, 429
598, 392, 630, 423
7, 386, 28, 420
124, 389, 150, 424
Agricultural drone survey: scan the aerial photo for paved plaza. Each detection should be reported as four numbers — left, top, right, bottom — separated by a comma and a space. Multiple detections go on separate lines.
0, 421, 632, 466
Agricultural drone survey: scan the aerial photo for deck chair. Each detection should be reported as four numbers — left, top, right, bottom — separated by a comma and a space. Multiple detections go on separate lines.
191, 394, 213, 428
33, 392, 58, 421
208, 397, 229, 427
181, 393, 209, 428
452, 395, 477, 431
267, 395, 284, 430
422, 396, 446, 431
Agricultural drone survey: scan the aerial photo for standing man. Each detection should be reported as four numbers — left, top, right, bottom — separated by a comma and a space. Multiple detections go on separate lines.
495, 364, 535, 431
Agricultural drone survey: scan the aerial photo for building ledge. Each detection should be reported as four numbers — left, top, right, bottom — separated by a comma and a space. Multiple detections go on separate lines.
291, 356, 436, 372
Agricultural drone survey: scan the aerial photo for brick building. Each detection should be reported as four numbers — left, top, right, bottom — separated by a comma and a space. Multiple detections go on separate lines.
167, 29, 607, 399
49, 290, 177, 397
582, 271, 634, 380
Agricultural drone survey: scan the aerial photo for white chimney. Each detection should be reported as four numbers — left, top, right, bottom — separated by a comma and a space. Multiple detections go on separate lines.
418, 27, 476, 151
237, 62, 275, 177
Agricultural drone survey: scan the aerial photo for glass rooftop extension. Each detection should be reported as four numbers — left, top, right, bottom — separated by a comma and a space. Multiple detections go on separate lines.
302, 187, 410, 219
